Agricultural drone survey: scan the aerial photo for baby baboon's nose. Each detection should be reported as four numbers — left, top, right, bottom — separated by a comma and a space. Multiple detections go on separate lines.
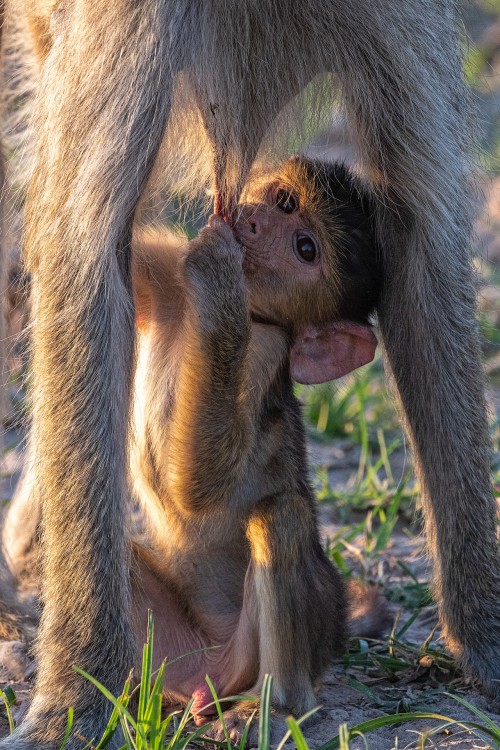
247, 209, 268, 237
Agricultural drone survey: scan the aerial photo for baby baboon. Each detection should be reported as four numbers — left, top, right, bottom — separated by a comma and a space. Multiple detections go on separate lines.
1, 1, 498, 748
130, 158, 381, 721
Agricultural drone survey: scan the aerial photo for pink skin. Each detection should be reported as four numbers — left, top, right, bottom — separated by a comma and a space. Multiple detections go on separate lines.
133, 553, 258, 726
291, 321, 378, 384
234, 189, 322, 282
191, 683, 220, 726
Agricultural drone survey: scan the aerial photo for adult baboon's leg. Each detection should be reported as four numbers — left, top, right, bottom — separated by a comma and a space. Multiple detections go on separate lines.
0, 1, 7, 459
333, 1, 500, 690
3, 4, 172, 748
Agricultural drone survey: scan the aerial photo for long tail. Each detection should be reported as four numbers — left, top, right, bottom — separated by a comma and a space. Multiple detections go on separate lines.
348, 580, 392, 640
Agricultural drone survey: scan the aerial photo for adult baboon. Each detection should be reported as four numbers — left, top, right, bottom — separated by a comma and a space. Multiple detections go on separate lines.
5, 156, 386, 735
0, 1, 498, 748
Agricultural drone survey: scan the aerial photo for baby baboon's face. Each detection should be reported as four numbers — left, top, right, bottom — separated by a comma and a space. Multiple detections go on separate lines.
234, 158, 381, 332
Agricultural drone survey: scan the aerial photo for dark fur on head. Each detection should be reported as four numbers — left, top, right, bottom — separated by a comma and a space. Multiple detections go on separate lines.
295, 158, 382, 322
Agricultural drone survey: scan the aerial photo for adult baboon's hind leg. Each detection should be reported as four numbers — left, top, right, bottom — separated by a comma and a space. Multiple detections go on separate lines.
2, 3, 173, 748
333, 1, 500, 692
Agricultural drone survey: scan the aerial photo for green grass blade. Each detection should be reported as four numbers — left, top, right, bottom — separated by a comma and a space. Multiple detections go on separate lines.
0, 687, 16, 734
138, 610, 154, 725
57, 708, 74, 750
354, 379, 369, 484
238, 709, 257, 750
347, 678, 386, 707
258, 675, 273, 750
148, 692, 162, 750
95, 674, 132, 749
72, 666, 145, 744
393, 609, 420, 640
446, 693, 500, 739
167, 700, 195, 750
373, 493, 402, 552
377, 429, 393, 484
144, 661, 166, 728
178, 722, 214, 750
338, 723, 353, 750
317, 711, 500, 750
285, 717, 308, 750
155, 714, 173, 750
275, 706, 321, 750
204, 675, 232, 750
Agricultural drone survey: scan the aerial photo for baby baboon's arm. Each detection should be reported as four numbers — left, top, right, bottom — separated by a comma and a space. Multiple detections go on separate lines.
152, 218, 288, 514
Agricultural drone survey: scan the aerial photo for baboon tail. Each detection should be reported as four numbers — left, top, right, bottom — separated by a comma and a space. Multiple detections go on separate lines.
347, 580, 392, 640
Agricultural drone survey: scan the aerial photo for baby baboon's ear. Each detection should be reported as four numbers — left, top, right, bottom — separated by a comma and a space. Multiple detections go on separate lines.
290, 321, 377, 384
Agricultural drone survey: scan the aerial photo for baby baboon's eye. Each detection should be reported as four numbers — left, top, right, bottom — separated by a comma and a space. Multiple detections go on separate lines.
295, 234, 318, 263
276, 189, 298, 213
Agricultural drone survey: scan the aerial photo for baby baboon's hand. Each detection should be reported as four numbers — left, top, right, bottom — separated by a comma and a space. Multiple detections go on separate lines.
184, 215, 244, 287
183, 215, 248, 341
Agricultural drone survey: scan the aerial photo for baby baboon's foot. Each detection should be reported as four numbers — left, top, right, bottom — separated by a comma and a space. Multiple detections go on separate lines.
191, 684, 219, 726
204, 703, 288, 749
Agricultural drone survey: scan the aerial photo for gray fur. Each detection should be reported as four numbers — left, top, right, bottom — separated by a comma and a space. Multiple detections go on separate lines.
0, 1, 496, 748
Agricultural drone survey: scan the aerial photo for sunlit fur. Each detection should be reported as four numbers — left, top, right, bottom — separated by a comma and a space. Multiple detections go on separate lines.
0, 1, 497, 748
127, 169, 381, 724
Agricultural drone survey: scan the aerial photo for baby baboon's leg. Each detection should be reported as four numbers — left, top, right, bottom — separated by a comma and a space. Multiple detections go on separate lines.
2, 447, 40, 579
330, 1, 500, 690
246, 495, 346, 715
3, 6, 173, 750
0, 462, 37, 643
0, 561, 37, 641
209, 495, 345, 742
